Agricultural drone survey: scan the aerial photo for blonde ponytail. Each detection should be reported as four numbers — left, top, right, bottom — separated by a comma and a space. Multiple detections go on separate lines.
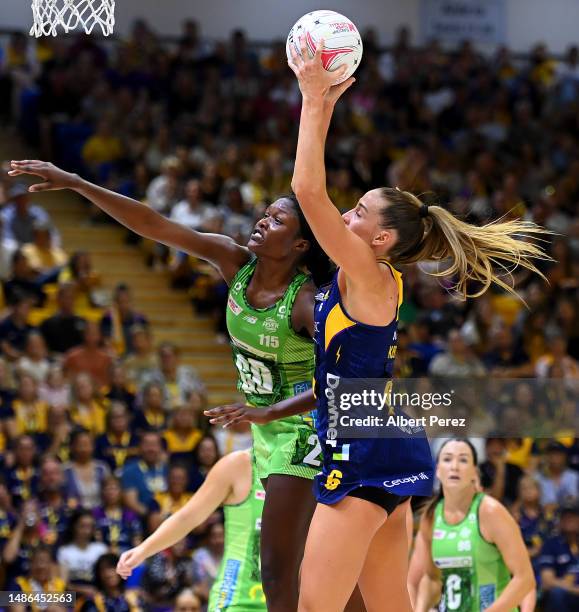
380, 187, 552, 301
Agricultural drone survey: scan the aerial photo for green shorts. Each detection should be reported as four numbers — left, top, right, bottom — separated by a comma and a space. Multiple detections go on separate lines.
252, 417, 322, 481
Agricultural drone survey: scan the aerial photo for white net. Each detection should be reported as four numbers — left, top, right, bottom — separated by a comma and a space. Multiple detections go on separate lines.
30, 0, 115, 37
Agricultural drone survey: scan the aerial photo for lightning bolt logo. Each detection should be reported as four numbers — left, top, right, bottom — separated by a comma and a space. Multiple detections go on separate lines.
306, 31, 354, 70
336, 345, 342, 363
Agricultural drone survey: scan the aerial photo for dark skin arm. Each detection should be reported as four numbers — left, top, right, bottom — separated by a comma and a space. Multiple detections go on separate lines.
205, 281, 317, 426
8, 161, 250, 284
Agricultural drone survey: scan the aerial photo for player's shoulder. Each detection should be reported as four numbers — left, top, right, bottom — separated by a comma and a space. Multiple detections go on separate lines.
479, 493, 512, 525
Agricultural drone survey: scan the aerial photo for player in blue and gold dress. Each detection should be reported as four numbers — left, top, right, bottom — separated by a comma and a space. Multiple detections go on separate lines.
287, 37, 550, 612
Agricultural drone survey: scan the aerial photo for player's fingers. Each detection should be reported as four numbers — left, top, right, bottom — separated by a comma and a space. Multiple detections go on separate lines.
211, 409, 244, 426
314, 38, 324, 63
299, 34, 309, 60
223, 415, 246, 429
28, 182, 53, 192
289, 42, 304, 68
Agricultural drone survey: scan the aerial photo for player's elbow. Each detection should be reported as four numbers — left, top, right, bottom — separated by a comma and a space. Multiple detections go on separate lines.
518, 565, 536, 595
292, 183, 325, 207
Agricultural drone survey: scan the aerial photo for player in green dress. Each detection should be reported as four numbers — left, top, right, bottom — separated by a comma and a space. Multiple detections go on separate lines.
7, 160, 337, 611
411, 439, 536, 612
116, 450, 265, 611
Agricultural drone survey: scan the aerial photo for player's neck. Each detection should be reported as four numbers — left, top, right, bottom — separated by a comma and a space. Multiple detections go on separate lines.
253, 258, 299, 291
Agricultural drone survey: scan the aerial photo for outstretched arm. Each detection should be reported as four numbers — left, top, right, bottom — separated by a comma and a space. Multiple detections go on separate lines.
205, 389, 316, 427
116, 451, 247, 578
288, 41, 383, 286
8, 161, 249, 283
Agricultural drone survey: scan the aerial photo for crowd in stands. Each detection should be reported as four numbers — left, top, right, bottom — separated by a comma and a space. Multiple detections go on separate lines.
0, 16, 577, 611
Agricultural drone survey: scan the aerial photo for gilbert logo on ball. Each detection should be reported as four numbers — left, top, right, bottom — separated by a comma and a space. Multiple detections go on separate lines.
286, 10, 363, 84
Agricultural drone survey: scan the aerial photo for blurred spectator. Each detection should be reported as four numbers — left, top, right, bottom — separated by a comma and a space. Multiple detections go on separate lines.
480, 436, 524, 506
174, 588, 202, 612
93, 477, 142, 555
3, 500, 51, 581
191, 522, 225, 605
142, 342, 205, 408
512, 475, 554, 574
95, 402, 139, 474
2, 250, 46, 307
189, 436, 220, 492
5, 435, 39, 508
38, 365, 70, 411
535, 334, 579, 382
21, 219, 67, 277
539, 503, 579, 611
163, 405, 202, 467
58, 252, 101, 311
1, 184, 52, 245
0, 480, 16, 555
63, 430, 110, 510
82, 118, 124, 180
69, 373, 108, 436
0, 220, 19, 281
56, 509, 108, 600
40, 283, 86, 354
79, 552, 142, 611
46, 404, 73, 462
429, 329, 486, 378
145, 156, 182, 215
103, 363, 136, 414
149, 463, 191, 529
10, 544, 66, 609
121, 431, 168, 517
37, 456, 78, 547
63, 322, 113, 388
17, 331, 50, 383
133, 382, 168, 435
170, 179, 213, 230
5, 373, 49, 449
122, 325, 158, 389
0, 292, 35, 361
213, 420, 252, 455
100, 283, 148, 356
535, 441, 579, 510
141, 538, 194, 609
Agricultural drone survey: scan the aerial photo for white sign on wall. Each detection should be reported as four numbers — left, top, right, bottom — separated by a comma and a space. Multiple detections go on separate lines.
421, 0, 506, 45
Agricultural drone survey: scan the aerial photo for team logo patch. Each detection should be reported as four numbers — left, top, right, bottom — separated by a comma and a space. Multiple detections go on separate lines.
433, 529, 446, 540
243, 314, 257, 324
255, 489, 265, 500
263, 317, 279, 332
228, 296, 242, 316
293, 381, 311, 395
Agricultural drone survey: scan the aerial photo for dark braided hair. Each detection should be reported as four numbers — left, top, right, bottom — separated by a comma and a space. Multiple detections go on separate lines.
281, 194, 334, 287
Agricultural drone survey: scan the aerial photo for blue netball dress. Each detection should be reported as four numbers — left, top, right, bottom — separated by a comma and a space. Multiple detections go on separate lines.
313, 263, 434, 504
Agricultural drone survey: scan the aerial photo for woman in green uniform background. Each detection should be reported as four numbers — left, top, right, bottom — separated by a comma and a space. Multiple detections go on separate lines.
116, 449, 265, 612
412, 438, 535, 611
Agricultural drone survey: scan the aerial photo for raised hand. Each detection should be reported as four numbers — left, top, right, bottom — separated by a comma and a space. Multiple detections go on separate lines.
8, 160, 81, 192
287, 36, 353, 100
204, 403, 272, 428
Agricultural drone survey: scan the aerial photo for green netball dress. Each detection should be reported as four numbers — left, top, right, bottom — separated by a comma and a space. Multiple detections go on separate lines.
226, 257, 321, 480
208, 454, 266, 611
432, 493, 515, 611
